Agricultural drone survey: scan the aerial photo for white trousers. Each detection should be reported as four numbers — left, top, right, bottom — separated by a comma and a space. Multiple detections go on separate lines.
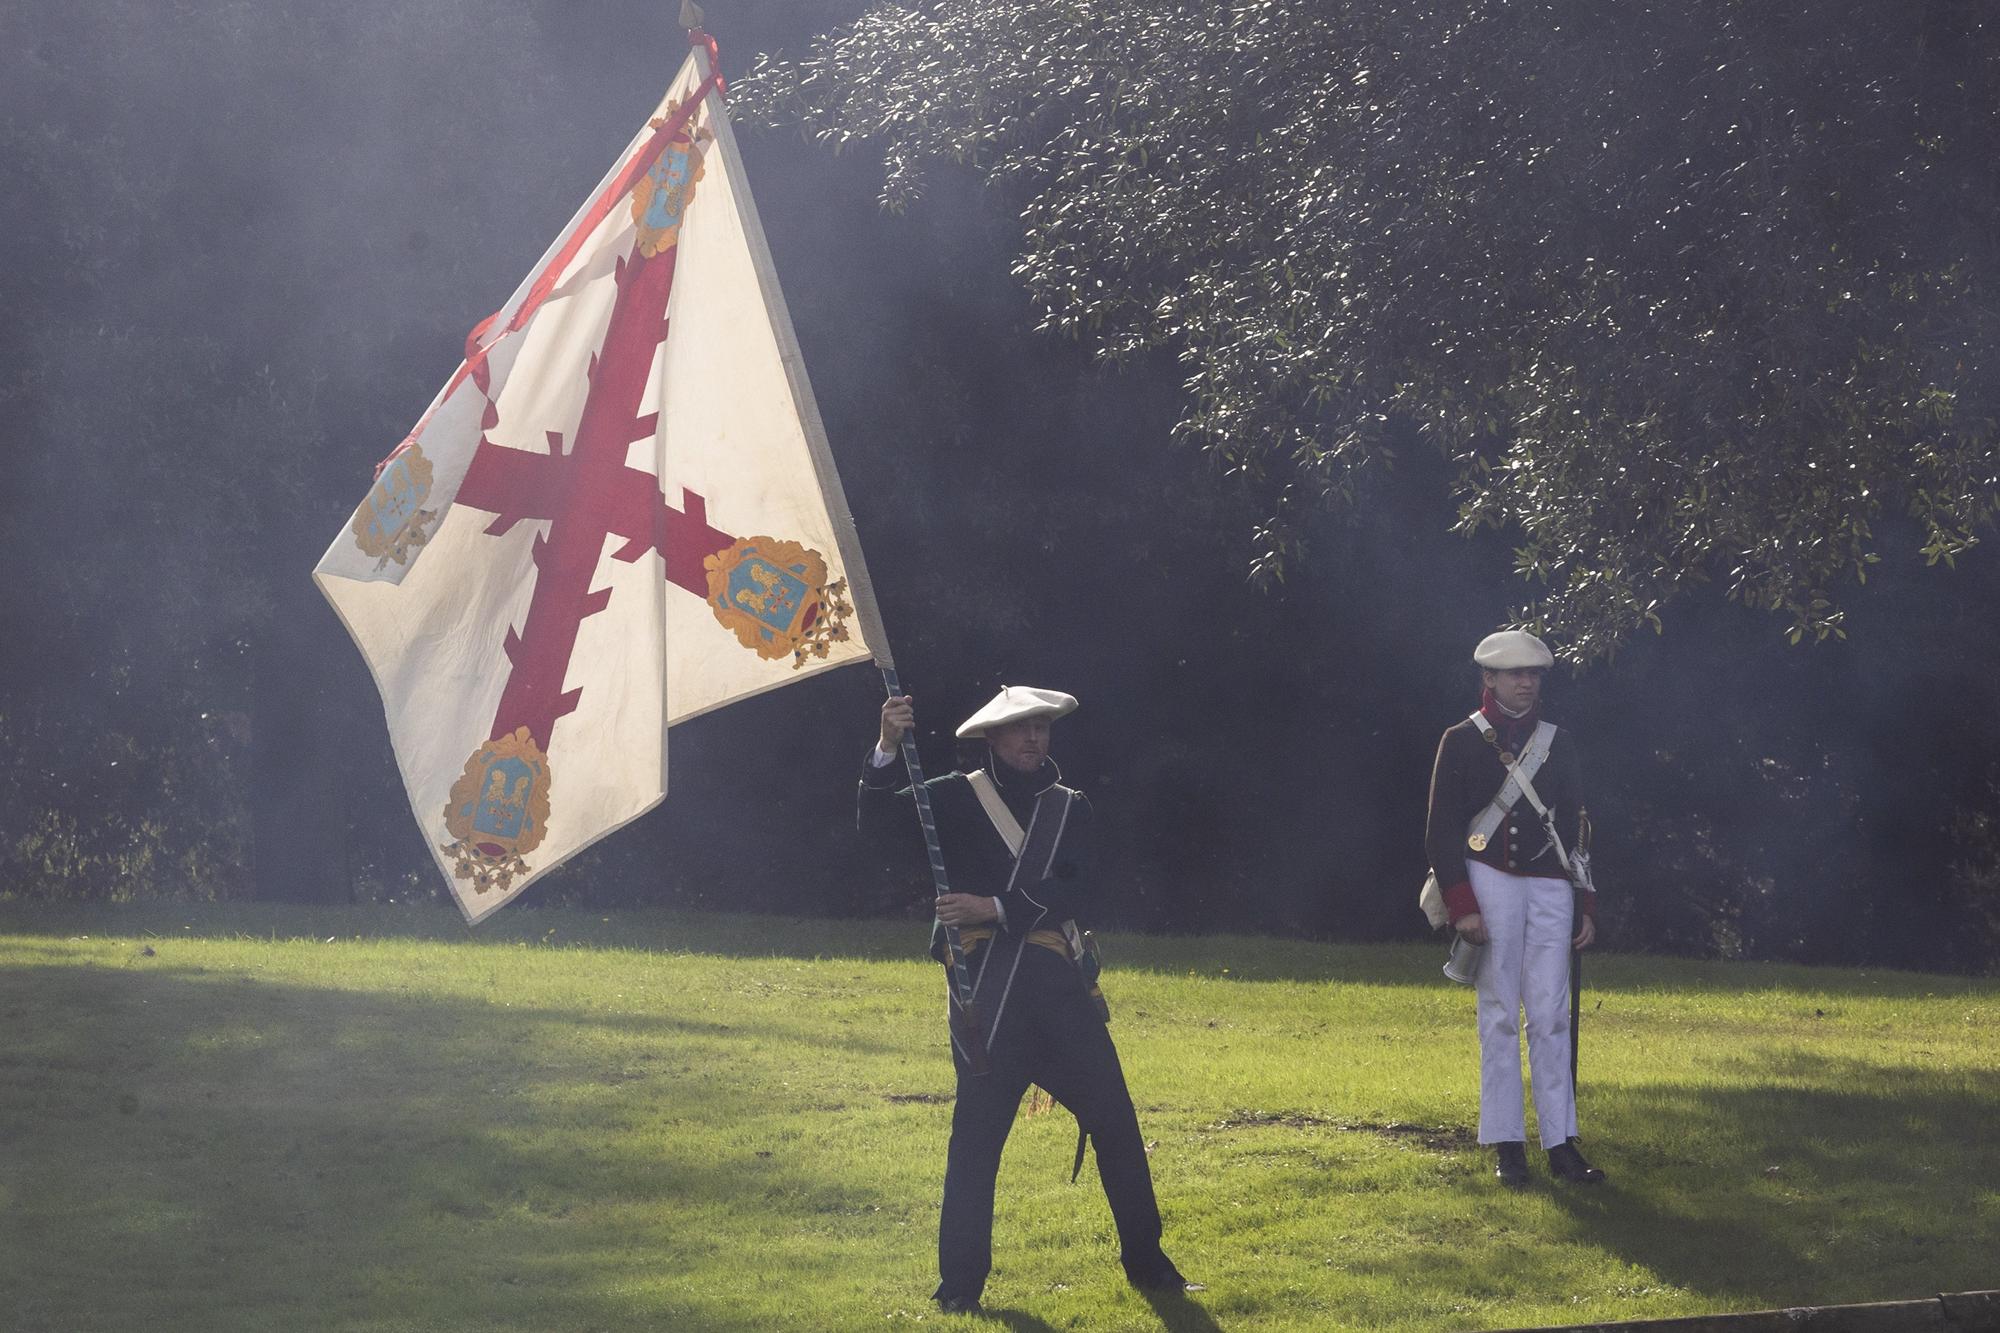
1468, 860, 1579, 1149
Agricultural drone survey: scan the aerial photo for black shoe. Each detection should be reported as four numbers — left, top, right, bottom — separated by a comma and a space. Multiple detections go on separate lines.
1125, 1255, 1200, 1293
934, 1293, 982, 1314
1547, 1138, 1605, 1184
1494, 1141, 1530, 1186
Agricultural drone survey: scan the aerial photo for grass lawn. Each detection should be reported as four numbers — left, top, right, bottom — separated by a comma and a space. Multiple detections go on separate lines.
0, 903, 1994, 1332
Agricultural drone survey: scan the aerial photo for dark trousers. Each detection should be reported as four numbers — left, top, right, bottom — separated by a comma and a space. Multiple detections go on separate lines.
935, 943, 1167, 1301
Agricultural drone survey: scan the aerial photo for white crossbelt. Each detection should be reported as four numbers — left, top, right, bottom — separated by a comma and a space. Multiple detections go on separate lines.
1467, 711, 1575, 880
965, 769, 1087, 962
965, 769, 1027, 854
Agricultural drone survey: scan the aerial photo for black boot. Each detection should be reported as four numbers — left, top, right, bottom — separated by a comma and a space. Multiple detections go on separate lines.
1547, 1138, 1605, 1184
1124, 1252, 1199, 1293
1494, 1141, 1530, 1186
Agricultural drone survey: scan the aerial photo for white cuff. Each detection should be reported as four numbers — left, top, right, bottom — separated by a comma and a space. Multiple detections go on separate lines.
869, 743, 896, 767
991, 897, 1007, 927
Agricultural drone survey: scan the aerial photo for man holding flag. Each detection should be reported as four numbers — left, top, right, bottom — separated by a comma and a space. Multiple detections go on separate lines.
314, 7, 1184, 1313
861, 688, 1190, 1314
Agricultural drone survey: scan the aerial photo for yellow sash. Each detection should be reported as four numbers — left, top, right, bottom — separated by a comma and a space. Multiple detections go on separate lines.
959, 926, 1071, 959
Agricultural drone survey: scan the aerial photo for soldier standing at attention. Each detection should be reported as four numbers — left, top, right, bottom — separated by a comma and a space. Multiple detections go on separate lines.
1426, 631, 1606, 1186
858, 685, 1190, 1314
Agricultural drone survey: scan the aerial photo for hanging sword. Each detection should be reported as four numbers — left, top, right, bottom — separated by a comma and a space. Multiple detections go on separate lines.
1570, 806, 1594, 1093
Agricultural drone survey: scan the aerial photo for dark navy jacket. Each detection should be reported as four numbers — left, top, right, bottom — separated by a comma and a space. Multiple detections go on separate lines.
1425, 701, 1594, 925
858, 751, 1094, 963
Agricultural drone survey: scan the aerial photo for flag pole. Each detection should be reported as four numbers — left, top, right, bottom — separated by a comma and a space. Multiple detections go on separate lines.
686, 11, 989, 1072
878, 666, 990, 1073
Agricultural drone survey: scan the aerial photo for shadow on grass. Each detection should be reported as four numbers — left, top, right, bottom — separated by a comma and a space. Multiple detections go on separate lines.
1336, 1050, 2000, 1319
973, 1290, 1223, 1333
0, 961, 911, 1332
1551, 1050, 2000, 1306
976, 1305, 1064, 1332
1139, 1287, 1227, 1333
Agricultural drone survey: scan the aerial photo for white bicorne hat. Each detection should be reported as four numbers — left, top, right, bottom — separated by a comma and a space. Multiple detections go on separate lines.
955, 685, 1079, 739
1473, 630, 1555, 670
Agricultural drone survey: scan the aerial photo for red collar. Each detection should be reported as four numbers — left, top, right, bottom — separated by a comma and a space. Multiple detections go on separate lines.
1480, 687, 1540, 742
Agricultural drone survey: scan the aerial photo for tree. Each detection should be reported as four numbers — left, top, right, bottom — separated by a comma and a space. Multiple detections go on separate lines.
734, 0, 2000, 660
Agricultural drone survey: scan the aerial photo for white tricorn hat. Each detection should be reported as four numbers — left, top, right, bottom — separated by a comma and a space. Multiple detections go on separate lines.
955, 685, 1079, 739
1473, 630, 1555, 670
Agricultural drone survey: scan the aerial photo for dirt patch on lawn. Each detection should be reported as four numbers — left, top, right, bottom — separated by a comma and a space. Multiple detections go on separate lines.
1205, 1110, 1475, 1151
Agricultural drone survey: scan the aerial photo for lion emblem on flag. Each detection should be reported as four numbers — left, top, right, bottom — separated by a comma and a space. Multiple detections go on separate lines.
704, 536, 854, 668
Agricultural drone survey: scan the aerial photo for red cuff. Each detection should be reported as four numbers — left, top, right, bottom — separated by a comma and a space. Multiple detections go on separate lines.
1443, 880, 1479, 923
1579, 888, 1597, 920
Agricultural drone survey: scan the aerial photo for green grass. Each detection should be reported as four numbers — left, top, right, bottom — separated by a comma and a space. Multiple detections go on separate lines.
0, 904, 1994, 1332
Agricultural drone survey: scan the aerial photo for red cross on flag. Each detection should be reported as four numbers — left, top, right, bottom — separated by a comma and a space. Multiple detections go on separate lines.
313, 35, 887, 924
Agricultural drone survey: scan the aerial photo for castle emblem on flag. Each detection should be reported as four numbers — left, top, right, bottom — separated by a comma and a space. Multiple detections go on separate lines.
350, 441, 438, 569
704, 536, 854, 668
441, 727, 553, 894
631, 95, 712, 259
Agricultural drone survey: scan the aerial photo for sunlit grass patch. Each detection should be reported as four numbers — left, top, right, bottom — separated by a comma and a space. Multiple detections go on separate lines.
0, 903, 1994, 1331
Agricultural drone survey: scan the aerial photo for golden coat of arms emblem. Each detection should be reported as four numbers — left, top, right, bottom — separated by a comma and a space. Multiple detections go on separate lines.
441, 727, 553, 895
703, 536, 854, 668
350, 440, 439, 570
630, 95, 712, 259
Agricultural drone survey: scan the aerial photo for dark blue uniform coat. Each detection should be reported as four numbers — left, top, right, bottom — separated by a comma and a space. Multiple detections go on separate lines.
858, 750, 1176, 1303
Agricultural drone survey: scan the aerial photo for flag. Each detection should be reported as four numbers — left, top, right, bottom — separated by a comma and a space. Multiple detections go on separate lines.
314, 36, 886, 924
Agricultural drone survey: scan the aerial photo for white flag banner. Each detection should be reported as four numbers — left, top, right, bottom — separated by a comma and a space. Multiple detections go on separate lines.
314, 39, 886, 924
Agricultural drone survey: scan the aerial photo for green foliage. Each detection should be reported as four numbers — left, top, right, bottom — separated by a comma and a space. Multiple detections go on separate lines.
0, 322, 301, 901
735, 1, 2000, 659
0, 709, 250, 903
2, 904, 1997, 1330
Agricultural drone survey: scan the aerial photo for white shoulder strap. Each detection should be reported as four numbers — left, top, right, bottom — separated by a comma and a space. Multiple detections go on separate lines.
1507, 756, 1576, 879
1467, 719, 1558, 847
1467, 719, 1578, 879
965, 770, 1026, 855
